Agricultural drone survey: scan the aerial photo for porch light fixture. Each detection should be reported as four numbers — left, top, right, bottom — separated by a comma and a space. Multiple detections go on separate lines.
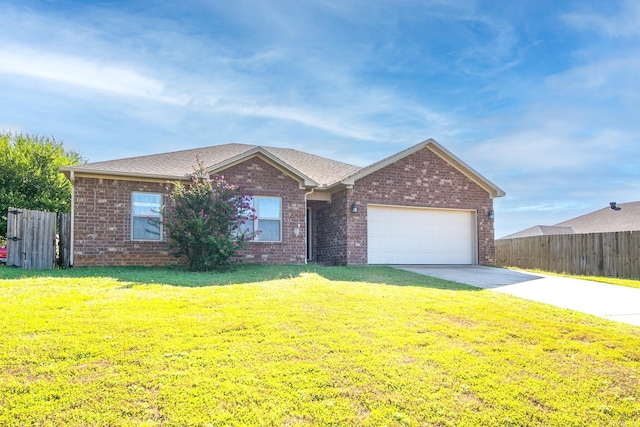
351, 202, 358, 213
487, 209, 494, 220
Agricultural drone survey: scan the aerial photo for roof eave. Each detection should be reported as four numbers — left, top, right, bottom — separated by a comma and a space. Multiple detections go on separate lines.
316, 182, 349, 195
59, 166, 187, 182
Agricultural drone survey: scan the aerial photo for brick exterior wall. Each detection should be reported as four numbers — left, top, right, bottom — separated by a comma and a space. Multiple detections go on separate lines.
72, 177, 174, 267
306, 201, 323, 263
313, 190, 348, 265
224, 157, 307, 264
344, 146, 496, 265
72, 156, 307, 267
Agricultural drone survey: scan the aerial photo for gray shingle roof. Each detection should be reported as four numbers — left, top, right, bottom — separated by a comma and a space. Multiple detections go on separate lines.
64, 143, 361, 187
62, 139, 505, 198
500, 225, 575, 239
554, 201, 640, 233
261, 146, 361, 187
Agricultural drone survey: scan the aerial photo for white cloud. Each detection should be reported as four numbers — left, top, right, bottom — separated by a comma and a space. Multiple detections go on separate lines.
198, 93, 452, 145
0, 41, 452, 147
210, 98, 378, 141
563, 0, 640, 38
0, 1, 499, 150
0, 44, 187, 105
468, 125, 623, 176
505, 201, 588, 213
545, 56, 640, 104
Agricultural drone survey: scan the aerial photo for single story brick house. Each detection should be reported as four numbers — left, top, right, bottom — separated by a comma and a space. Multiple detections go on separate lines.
61, 138, 505, 267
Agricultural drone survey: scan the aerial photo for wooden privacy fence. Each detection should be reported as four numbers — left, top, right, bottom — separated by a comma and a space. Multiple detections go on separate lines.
496, 231, 640, 279
6, 207, 71, 270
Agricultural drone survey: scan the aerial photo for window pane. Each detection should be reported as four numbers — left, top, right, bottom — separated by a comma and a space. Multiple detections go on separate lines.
237, 197, 254, 220
257, 197, 281, 219
237, 219, 254, 237
257, 219, 280, 241
132, 217, 162, 240
132, 194, 162, 216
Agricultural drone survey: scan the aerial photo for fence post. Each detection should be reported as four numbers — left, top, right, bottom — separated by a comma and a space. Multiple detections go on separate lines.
58, 212, 71, 268
6, 207, 24, 267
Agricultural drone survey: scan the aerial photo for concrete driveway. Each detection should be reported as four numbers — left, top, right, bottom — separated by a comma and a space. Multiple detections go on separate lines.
395, 265, 640, 327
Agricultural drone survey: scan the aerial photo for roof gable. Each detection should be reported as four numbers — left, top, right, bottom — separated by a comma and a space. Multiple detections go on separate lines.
206, 146, 318, 187
341, 139, 506, 199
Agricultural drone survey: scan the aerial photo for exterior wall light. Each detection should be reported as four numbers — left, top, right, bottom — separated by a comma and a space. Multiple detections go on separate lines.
487, 209, 494, 220
351, 202, 358, 213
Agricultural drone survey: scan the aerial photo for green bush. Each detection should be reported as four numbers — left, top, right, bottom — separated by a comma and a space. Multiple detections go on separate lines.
0, 131, 84, 236
164, 158, 256, 271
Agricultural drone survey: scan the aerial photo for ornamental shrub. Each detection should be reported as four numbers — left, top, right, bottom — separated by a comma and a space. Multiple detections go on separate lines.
164, 159, 256, 271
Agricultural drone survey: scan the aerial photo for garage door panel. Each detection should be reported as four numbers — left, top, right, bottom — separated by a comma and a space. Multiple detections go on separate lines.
367, 205, 475, 265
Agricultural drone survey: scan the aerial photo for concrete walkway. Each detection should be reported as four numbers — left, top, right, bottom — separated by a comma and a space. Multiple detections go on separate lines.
395, 265, 640, 327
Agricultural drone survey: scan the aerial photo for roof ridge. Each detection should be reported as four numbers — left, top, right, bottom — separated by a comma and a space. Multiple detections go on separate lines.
263, 145, 361, 169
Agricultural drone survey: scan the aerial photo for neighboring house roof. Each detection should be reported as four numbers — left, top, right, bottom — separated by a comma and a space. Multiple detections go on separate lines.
500, 201, 640, 239
554, 201, 640, 233
500, 225, 575, 239
61, 139, 505, 197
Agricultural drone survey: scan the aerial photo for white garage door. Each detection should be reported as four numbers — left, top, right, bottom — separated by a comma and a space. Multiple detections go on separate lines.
367, 205, 476, 265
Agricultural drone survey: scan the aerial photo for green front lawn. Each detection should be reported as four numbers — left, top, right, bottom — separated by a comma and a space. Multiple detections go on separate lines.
1, 265, 639, 426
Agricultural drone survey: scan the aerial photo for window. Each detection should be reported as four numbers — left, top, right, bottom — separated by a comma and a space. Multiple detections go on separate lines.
131, 193, 162, 241
242, 196, 282, 242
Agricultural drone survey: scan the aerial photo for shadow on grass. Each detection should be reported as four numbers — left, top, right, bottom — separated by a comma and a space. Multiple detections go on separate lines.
0, 263, 479, 291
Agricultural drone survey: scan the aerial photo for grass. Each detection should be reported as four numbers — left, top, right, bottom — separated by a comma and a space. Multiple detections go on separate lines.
506, 267, 640, 290
1, 265, 639, 426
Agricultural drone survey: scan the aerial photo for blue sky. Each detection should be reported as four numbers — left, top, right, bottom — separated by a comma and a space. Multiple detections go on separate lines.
1, 0, 639, 237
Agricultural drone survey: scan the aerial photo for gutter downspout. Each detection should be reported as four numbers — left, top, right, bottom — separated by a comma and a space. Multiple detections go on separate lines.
303, 187, 315, 264
69, 171, 75, 267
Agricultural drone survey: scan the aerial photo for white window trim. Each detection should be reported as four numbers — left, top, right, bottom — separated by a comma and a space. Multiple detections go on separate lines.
251, 196, 282, 243
131, 192, 163, 241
